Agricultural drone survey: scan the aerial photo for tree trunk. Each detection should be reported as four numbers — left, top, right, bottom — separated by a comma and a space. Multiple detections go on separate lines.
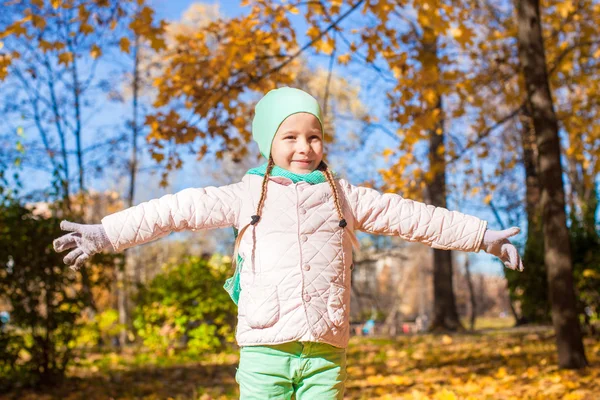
515, 0, 587, 368
465, 256, 477, 331
423, 33, 463, 332
506, 110, 550, 324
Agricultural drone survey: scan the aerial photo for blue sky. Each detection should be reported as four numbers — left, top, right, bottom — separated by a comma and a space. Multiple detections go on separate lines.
152, 0, 245, 19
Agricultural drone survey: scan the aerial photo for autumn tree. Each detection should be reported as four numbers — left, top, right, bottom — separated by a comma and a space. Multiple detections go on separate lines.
515, 0, 587, 368
0, 0, 166, 340
141, 2, 369, 186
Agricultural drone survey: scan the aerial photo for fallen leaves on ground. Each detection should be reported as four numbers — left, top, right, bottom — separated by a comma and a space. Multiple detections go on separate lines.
4, 327, 599, 399
344, 327, 599, 399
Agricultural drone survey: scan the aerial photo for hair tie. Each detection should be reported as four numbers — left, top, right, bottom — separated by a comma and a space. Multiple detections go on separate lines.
250, 215, 261, 225
339, 219, 347, 228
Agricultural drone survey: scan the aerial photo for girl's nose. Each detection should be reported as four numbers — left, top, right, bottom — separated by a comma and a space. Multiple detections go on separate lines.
297, 139, 311, 153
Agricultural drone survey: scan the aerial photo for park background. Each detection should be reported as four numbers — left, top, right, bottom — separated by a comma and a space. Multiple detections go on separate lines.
0, 0, 599, 398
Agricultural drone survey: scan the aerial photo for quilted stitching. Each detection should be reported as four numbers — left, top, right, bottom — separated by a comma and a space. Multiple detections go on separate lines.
102, 180, 245, 251
245, 284, 280, 329
338, 180, 486, 252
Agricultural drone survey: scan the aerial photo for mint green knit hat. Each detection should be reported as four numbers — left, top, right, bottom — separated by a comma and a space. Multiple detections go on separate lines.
252, 87, 323, 159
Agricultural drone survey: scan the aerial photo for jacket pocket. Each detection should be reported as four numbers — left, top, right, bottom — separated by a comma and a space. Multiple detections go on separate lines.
327, 282, 347, 327
243, 283, 280, 329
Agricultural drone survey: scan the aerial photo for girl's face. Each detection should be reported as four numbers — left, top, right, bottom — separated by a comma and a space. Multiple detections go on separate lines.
270, 112, 323, 174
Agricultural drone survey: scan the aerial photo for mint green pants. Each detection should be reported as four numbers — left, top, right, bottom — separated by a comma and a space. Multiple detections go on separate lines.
236, 341, 347, 399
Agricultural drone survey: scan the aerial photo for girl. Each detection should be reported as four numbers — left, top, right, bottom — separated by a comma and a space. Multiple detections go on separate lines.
53, 87, 523, 399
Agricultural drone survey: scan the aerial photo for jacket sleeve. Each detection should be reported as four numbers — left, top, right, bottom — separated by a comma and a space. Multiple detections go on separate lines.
101, 180, 246, 252
339, 179, 487, 252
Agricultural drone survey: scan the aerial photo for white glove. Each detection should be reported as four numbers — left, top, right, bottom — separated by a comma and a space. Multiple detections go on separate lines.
53, 221, 112, 270
480, 227, 524, 272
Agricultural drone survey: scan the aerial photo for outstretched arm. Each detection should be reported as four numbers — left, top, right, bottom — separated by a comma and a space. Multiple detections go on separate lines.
54, 179, 246, 269
339, 180, 524, 271
339, 180, 487, 252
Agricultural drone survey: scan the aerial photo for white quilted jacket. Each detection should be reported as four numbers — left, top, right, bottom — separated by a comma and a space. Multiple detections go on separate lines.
101, 174, 487, 348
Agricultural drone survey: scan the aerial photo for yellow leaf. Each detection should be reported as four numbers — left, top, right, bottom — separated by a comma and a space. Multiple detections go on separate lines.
423, 88, 437, 106
149, 36, 166, 51
450, 27, 462, 39
119, 37, 130, 53
434, 389, 458, 400
337, 53, 351, 65
19, 348, 32, 362
52, 42, 67, 50
51, 0, 61, 9
32, 15, 46, 29
314, 37, 334, 55
484, 193, 492, 205
382, 148, 395, 161
58, 52, 73, 65
288, 6, 299, 14
560, 59, 573, 74
495, 367, 507, 378
80, 23, 94, 35
583, 269, 600, 279
450, 25, 474, 46
90, 44, 102, 59
563, 392, 585, 400
442, 335, 453, 344
556, 1, 575, 17
241, 52, 255, 63
306, 26, 320, 40
0, 41, 3, 50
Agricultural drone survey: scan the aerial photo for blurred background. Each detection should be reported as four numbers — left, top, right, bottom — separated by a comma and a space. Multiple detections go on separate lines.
0, 0, 599, 398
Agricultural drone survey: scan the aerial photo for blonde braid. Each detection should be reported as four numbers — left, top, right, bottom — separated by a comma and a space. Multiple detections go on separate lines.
231, 157, 275, 271
319, 161, 347, 228
254, 156, 275, 223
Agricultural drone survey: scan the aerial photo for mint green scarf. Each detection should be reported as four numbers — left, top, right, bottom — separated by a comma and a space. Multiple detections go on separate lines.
246, 163, 331, 183
223, 163, 333, 305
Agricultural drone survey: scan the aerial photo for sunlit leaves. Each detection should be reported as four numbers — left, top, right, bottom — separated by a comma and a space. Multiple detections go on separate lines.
314, 35, 335, 55
337, 53, 351, 65
58, 51, 74, 66
343, 330, 600, 399
129, 6, 166, 51
143, 4, 300, 176
90, 44, 101, 59
119, 37, 131, 53
0, 54, 11, 80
